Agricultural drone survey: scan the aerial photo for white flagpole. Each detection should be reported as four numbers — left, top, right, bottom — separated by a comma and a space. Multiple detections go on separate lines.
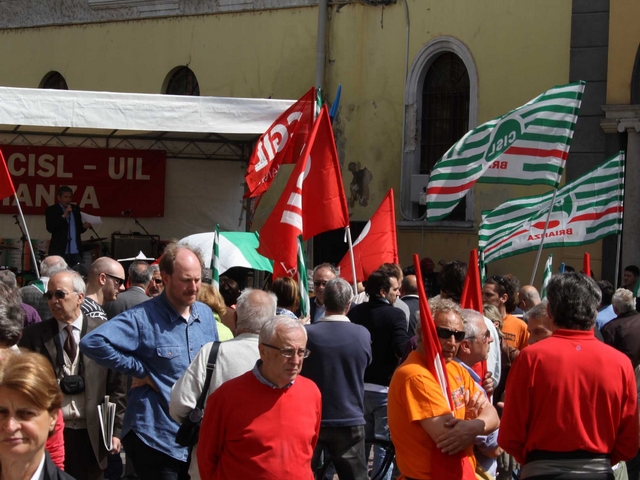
614, 153, 625, 289
529, 188, 559, 285
13, 194, 40, 278
345, 226, 358, 294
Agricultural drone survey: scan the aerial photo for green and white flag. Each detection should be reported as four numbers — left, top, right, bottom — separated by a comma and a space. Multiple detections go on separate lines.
180, 231, 273, 277
479, 152, 624, 264
212, 223, 220, 289
427, 82, 585, 221
297, 237, 310, 317
540, 254, 553, 300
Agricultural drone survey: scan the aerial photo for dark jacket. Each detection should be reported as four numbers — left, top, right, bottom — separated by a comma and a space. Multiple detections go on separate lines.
18, 316, 127, 469
43, 451, 77, 480
347, 298, 409, 387
45, 203, 87, 256
103, 286, 150, 319
601, 309, 640, 368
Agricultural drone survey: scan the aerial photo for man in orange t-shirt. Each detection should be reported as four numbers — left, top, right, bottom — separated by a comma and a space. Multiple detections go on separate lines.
482, 274, 529, 350
388, 298, 500, 480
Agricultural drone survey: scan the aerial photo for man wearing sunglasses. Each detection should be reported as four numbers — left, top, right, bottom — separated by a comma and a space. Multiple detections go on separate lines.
197, 315, 321, 480
81, 257, 126, 323
19, 269, 127, 480
388, 298, 499, 480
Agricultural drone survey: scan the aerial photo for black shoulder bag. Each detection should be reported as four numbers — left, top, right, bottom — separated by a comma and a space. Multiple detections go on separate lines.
54, 321, 87, 395
175, 342, 221, 447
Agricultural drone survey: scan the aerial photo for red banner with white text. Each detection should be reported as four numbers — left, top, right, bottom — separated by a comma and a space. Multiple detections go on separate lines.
0, 145, 166, 217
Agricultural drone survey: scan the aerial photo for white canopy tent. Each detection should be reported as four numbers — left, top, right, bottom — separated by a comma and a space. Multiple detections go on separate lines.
0, 87, 294, 268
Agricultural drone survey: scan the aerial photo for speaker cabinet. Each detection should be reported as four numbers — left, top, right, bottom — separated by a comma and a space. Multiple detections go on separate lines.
111, 233, 160, 260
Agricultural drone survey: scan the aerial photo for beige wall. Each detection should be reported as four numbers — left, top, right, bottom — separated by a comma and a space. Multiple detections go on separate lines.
0, 1, 595, 285
607, 0, 640, 104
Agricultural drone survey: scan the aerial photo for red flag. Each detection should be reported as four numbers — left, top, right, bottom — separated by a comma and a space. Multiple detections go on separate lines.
461, 249, 483, 312
583, 252, 591, 277
259, 107, 349, 277
244, 88, 315, 199
336, 189, 398, 283
0, 150, 16, 201
413, 253, 477, 480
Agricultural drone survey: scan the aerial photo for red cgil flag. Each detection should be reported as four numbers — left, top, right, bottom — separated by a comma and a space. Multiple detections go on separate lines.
244, 88, 316, 199
413, 253, 478, 480
336, 189, 398, 283
461, 249, 483, 312
0, 150, 16, 201
583, 252, 591, 277
258, 106, 349, 278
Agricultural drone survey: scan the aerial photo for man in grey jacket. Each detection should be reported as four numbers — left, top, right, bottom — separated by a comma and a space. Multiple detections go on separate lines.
169, 288, 277, 480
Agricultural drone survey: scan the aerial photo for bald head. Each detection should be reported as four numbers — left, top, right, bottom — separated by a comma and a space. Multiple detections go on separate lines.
401, 275, 418, 296
526, 300, 552, 344
86, 257, 125, 304
518, 285, 541, 313
40, 255, 68, 278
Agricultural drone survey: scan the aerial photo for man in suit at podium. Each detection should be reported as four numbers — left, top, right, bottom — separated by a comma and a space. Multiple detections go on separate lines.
45, 186, 90, 267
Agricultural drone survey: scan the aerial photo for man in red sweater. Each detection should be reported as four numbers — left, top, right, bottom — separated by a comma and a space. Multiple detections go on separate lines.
499, 272, 639, 479
197, 315, 321, 480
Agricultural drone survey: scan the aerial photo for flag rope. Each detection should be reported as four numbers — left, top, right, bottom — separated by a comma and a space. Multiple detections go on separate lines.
529, 187, 559, 285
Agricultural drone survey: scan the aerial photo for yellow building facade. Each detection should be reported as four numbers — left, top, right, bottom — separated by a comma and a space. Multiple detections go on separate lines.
0, 0, 617, 286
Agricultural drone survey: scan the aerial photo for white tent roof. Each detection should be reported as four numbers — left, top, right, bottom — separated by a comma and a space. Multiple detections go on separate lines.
0, 86, 294, 135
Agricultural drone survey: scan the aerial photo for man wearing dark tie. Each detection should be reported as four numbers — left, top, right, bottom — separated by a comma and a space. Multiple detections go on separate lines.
45, 186, 90, 266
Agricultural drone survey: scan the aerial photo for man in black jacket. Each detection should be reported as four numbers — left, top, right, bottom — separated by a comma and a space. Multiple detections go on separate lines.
45, 186, 90, 266
347, 269, 409, 480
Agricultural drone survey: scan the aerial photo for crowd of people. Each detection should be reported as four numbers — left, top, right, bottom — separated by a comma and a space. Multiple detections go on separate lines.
1, 238, 640, 480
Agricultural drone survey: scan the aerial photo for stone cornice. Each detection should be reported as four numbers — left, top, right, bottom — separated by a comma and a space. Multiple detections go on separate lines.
601, 104, 640, 133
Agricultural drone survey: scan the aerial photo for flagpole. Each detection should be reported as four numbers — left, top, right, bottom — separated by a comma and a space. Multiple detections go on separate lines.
345, 227, 358, 294
614, 153, 625, 289
14, 194, 40, 279
212, 224, 220, 289
529, 188, 559, 285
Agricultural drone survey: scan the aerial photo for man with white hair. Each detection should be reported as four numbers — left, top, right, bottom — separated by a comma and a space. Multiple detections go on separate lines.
197, 315, 321, 480
170, 288, 277, 480
19, 255, 68, 320
601, 288, 640, 369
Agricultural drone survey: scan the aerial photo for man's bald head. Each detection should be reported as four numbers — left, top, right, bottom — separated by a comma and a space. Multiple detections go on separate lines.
401, 275, 418, 296
518, 285, 541, 313
40, 255, 68, 278
526, 300, 552, 344
86, 257, 126, 303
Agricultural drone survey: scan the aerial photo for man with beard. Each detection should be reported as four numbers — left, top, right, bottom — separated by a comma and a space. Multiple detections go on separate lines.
81, 242, 219, 480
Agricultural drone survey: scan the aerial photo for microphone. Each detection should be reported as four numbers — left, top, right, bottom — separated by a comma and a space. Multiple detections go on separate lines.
121, 209, 132, 216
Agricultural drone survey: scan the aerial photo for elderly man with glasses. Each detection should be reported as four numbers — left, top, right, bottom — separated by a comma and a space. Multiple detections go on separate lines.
19, 269, 127, 480
388, 297, 500, 480
197, 315, 321, 480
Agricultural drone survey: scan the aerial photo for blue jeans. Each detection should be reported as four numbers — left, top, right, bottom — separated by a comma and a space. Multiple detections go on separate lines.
364, 391, 393, 480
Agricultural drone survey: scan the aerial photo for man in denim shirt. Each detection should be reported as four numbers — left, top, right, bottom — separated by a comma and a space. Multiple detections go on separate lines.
80, 242, 218, 480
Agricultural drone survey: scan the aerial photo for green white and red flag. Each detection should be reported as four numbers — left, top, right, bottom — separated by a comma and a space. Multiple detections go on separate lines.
479, 152, 624, 264
540, 254, 553, 300
427, 82, 585, 221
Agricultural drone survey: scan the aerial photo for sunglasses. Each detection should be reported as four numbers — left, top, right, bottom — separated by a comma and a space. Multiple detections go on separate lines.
262, 343, 311, 358
436, 327, 466, 342
313, 281, 328, 288
43, 290, 76, 301
105, 273, 125, 287
152, 278, 163, 285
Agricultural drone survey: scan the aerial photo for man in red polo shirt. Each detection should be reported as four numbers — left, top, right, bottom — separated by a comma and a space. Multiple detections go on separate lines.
499, 272, 639, 479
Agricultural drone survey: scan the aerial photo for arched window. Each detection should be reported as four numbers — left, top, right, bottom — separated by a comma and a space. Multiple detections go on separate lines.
164, 66, 200, 96
40, 71, 68, 90
421, 52, 470, 174
402, 37, 478, 223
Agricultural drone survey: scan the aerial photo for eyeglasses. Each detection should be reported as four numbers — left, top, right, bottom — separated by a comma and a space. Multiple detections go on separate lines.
152, 278, 163, 285
313, 281, 328, 288
105, 273, 125, 287
436, 327, 466, 342
43, 290, 76, 301
262, 343, 311, 358
467, 329, 492, 343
